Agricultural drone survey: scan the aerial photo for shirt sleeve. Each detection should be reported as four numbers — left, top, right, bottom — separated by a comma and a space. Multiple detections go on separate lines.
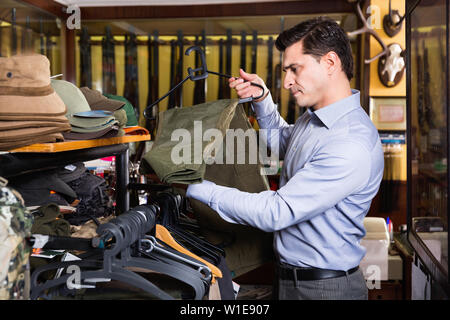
252, 92, 294, 158
188, 140, 372, 232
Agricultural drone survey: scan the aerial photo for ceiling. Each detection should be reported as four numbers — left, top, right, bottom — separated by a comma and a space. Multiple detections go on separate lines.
50, 0, 355, 36
0, 0, 356, 36
54, 0, 300, 7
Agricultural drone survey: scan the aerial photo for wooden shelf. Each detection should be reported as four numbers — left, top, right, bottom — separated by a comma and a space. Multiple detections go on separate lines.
7, 134, 150, 153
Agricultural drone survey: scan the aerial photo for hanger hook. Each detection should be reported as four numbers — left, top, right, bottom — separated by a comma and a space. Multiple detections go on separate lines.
185, 45, 208, 81
144, 45, 265, 120
141, 238, 155, 253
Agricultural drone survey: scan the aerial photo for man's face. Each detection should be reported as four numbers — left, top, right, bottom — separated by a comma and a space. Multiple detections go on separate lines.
282, 41, 329, 109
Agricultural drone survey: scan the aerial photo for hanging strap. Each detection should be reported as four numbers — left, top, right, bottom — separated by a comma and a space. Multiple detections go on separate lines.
30, 234, 104, 251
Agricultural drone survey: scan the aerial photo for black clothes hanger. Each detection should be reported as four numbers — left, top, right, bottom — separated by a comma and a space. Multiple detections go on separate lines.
141, 236, 212, 280
97, 205, 211, 299
31, 212, 209, 300
165, 193, 227, 258
113, 205, 211, 298
144, 45, 266, 120
165, 193, 227, 257
104, 207, 211, 299
30, 205, 211, 300
30, 217, 173, 300
180, 197, 236, 250
154, 192, 226, 264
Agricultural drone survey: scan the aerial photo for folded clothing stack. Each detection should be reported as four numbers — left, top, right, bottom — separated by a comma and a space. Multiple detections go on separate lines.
79, 86, 129, 137
0, 54, 71, 150
9, 162, 114, 226
51, 80, 122, 140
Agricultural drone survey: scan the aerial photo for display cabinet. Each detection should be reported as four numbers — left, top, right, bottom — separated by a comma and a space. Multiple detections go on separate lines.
406, 0, 449, 294
0, 0, 63, 75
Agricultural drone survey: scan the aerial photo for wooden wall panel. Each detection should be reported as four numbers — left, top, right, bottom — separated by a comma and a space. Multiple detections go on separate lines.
78, 1, 353, 20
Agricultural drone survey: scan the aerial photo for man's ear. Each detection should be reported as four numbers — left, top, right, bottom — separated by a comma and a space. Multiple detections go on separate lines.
322, 51, 340, 76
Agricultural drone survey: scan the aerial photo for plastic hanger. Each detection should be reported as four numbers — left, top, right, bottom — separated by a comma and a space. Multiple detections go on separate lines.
30, 205, 210, 300
165, 224, 222, 264
144, 45, 265, 120
30, 219, 174, 300
155, 192, 225, 264
155, 224, 222, 283
141, 235, 212, 282
107, 205, 212, 299
161, 193, 226, 260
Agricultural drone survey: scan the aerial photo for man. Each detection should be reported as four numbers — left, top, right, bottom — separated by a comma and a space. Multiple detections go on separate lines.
186, 17, 384, 300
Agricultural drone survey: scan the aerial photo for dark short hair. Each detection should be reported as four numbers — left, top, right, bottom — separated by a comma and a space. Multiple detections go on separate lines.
275, 16, 354, 81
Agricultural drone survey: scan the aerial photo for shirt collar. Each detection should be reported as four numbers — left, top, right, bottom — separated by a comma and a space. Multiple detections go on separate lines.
307, 89, 361, 129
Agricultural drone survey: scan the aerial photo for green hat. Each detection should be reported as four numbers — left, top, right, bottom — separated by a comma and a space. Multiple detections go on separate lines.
103, 93, 138, 127
51, 80, 115, 129
67, 114, 117, 131
70, 119, 118, 133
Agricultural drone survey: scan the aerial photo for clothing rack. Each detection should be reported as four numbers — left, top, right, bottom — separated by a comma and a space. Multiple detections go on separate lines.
30, 202, 213, 300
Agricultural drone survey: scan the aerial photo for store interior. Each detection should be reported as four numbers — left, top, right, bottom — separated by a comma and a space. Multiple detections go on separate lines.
0, 0, 448, 300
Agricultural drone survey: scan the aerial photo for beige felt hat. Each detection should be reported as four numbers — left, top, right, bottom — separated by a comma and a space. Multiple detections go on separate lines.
0, 54, 67, 116
0, 119, 70, 131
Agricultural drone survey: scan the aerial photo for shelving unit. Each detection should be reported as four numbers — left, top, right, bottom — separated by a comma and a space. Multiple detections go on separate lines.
0, 133, 150, 214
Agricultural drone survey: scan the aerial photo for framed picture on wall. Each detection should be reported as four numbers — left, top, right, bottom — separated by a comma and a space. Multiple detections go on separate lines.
369, 97, 406, 131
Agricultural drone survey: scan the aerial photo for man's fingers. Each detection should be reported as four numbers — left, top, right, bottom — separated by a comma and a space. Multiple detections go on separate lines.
239, 69, 266, 87
234, 81, 263, 99
230, 69, 267, 100
229, 77, 244, 89
239, 69, 255, 81
236, 87, 257, 98
234, 81, 251, 91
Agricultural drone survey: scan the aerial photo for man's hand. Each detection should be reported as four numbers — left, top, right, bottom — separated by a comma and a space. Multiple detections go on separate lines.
186, 180, 217, 204
229, 69, 269, 102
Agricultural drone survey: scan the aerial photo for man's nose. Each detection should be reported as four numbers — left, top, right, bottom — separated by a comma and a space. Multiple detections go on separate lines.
283, 71, 293, 90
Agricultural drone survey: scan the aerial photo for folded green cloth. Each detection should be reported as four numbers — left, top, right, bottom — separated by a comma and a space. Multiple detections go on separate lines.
30, 203, 71, 236
141, 99, 239, 184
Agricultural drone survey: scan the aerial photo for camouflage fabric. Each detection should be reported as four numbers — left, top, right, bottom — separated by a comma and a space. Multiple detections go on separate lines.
0, 177, 34, 300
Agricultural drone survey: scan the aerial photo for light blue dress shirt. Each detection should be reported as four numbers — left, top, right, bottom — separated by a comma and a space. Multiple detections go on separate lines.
187, 90, 384, 271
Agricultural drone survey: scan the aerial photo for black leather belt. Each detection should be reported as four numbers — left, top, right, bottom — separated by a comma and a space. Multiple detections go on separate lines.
278, 264, 359, 281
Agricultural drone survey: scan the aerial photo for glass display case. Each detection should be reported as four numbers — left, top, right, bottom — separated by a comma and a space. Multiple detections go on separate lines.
407, 0, 449, 292
0, 0, 62, 74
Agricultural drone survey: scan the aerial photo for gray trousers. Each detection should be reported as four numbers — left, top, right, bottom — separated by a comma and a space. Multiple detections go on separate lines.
274, 265, 368, 300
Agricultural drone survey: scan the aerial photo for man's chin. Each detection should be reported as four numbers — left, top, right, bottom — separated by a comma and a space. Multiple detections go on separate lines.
296, 102, 314, 110
295, 99, 308, 109
295, 97, 315, 109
